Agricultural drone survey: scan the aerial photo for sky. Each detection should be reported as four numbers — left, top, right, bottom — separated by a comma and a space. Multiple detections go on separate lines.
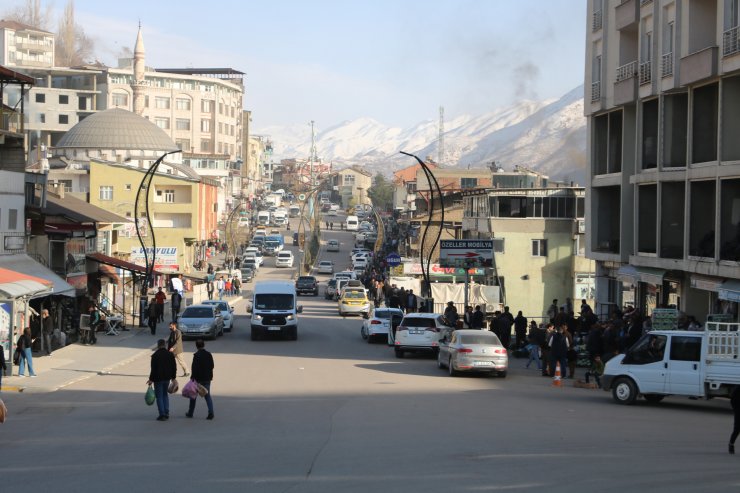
12, 0, 587, 131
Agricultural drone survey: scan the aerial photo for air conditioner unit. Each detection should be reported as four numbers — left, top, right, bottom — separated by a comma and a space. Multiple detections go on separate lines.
577, 219, 585, 234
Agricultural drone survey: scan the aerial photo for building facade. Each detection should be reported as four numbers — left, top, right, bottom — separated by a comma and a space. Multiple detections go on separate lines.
0, 20, 54, 68
333, 166, 372, 208
585, 0, 740, 322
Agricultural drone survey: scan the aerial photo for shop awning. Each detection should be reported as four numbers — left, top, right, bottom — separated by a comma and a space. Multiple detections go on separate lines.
690, 274, 724, 292
616, 265, 666, 285
719, 280, 740, 303
0, 255, 75, 297
86, 252, 159, 275
98, 263, 120, 284
0, 267, 53, 298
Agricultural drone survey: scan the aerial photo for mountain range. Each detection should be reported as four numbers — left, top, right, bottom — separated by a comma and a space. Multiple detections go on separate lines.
256, 85, 587, 184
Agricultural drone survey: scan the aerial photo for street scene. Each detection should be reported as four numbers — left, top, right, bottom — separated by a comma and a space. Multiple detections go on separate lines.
0, 1, 739, 491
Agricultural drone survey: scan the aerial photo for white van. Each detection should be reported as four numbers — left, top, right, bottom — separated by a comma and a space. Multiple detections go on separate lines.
247, 280, 302, 341
345, 215, 359, 231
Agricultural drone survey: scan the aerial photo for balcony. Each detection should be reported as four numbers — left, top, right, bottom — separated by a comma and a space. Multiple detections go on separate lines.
591, 81, 601, 102
723, 27, 740, 57
679, 46, 718, 86
614, 61, 638, 104
639, 61, 652, 85
615, 0, 638, 31
592, 10, 603, 31
661, 53, 674, 77
616, 61, 637, 82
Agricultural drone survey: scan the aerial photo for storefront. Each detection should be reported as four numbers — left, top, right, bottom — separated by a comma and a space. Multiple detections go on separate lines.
717, 280, 740, 322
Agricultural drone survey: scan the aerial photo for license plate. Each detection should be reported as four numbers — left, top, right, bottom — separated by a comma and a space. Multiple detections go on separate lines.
268, 326, 281, 331
473, 361, 494, 366
408, 330, 423, 335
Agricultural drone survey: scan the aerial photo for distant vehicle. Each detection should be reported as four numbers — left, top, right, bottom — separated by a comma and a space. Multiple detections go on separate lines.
275, 251, 294, 268
273, 210, 287, 226
338, 289, 371, 318
242, 258, 259, 271
238, 217, 250, 228
317, 260, 334, 274
333, 270, 357, 281
289, 205, 301, 217
295, 276, 319, 296
324, 279, 337, 300
330, 203, 340, 211
326, 209, 338, 216
248, 280, 301, 341
178, 304, 224, 340
361, 308, 404, 344
293, 232, 299, 246
345, 215, 359, 231
244, 251, 264, 267
239, 267, 254, 282
437, 330, 508, 378
257, 211, 270, 226
327, 239, 340, 252
321, 203, 331, 212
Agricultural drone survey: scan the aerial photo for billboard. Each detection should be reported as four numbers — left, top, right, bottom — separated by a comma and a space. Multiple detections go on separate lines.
439, 240, 493, 268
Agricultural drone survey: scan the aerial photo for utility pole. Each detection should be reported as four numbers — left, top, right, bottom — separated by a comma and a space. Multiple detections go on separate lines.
438, 106, 445, 166
309, 120, 317, 188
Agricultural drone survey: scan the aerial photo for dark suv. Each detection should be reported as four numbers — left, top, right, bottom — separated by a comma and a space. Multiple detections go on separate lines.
295, 276, 319, 296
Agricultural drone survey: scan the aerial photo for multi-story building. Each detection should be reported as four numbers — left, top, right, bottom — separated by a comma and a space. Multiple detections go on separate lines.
462, 186, 593, 319
415, 168, 492, 215
333, 166, 372, 208
393, 161, 439, 215
0, 20, 54, 68
585, 0, 740, 322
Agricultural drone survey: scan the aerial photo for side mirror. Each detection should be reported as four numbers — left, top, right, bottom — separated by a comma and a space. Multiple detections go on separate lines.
297, 305, 304, 314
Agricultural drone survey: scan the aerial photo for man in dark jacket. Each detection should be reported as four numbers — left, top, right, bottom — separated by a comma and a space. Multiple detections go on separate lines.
548, 325, 570, 378
471, 305, 484, 329
147, 339, 177, 421
514, 311, 528, 349
186, 339, 215, 420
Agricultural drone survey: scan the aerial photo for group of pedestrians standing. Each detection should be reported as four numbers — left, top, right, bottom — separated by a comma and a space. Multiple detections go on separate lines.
147, 322, 214, 421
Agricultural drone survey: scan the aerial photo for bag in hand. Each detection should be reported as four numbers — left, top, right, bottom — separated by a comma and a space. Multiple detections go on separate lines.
181, 379, 198, 399
13, 349, 20, 366
196, 383, 208, 397
167, 379, 179, 394
144, 384, 156, 406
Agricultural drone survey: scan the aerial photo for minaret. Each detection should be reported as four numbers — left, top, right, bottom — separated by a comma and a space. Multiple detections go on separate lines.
131, 23, 146, 115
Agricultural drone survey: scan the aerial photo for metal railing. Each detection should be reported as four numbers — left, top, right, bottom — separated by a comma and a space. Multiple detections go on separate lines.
639, 60, 652, 85
616, 61, 637, 82
592, 10, 603, 31
590, 81, 601, 102
723, 26, 740, 57
661, 53, 674, 77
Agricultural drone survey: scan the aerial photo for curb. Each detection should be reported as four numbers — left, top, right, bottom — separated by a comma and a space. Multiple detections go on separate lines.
1, 385, 25, 393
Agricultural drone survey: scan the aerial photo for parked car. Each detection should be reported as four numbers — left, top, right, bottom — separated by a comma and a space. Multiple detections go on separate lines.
178, 304, 224, 340
295, 276, 319, 295
242, 258, 259, 271
437, 330, 508, 377
361, 307, 404, 343
201, 300, 235, 332
318, 260, 334, 274
239, 267, 254, 282
244, 250, 264, 267
275, 251, 294, 268
338, 288, 371, 318
327, 239, 340, 252
327, 209, 338, 216
393, 313, 451, 358
293, 232, 299, 246
324, 278, 337, 300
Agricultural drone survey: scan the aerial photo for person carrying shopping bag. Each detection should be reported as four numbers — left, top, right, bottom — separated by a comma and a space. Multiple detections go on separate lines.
147, 339, 177, 421
185, 339, 214, 420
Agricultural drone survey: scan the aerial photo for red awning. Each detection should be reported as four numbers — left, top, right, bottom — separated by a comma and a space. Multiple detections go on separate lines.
0, 267, 53, 298
86, 253, 159, 275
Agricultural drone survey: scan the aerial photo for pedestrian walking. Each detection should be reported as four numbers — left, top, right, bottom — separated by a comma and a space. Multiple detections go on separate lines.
206, 280, 214, 300
406, 290, 417, 313
147, 297, 158, 335
41, 308, 53, 355
167, 322, 189, 377
155, 287, 167, 322
548, 324, 570, 378
170, 292, 182, 324
224, 277, 232, 297
87, 305, 100, 344
471, 305, 484, 329
147, 339, 177, 421
233, 276, 241, 296
217, 276, 225, 300
186, 339, 215, 420
16, 327, 36, 377
0, 343, 7, 389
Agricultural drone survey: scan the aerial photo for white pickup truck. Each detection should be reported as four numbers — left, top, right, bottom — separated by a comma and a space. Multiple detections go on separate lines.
602, 322, 740, 404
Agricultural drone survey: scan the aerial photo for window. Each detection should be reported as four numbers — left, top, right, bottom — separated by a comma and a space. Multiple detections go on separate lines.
175, 98, 191, 110
531, 239, 548, 257
219, 102, 224, 115
35, 93, 45, 103
8, 209, 18, 230
58, 114, 69, 124
460, 178, 478, 189
58, 94, 69, 105
201, 119, 210, 132
670, 336, 701, 362
492, 238, 505, 253
125, 184, 132, 191
155, 97, 170, 109
38, 113, 45, 123
176, 138, 190, 151
112, 93, 128, 107
154, 117, 170, 129
163, 189, 175, 203
200, 139, 211, 152
343, 174, 355, 185
99, 186, 113, 201
218, 122, 223, 134
623, 334, 667, 365
201, 100, 213, 113
176, 119, 190, 131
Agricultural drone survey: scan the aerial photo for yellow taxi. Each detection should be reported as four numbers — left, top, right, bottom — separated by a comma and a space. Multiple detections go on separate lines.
338, 287, 371, 318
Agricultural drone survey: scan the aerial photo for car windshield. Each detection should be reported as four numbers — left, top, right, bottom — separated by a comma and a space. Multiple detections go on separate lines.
460, 334, 500, 345
327, 279, 336, 287
182, 307, 213, 318
205, 302, 228, 311
402, 317, 436, 328
320, 262, 332, 266
344, 291, 365, 299
254, 294, 294, 310
298, 277, 315, 282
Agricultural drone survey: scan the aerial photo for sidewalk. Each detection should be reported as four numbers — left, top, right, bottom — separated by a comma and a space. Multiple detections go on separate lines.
3, 291, 244, 394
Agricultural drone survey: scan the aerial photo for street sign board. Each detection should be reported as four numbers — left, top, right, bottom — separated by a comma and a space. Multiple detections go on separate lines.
386, 253, 401, 267
439, 240, 493, 268
298, 193, 306, 201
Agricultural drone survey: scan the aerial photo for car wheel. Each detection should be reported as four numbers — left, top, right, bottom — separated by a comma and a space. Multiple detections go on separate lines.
394, 348, 404, 359
448, 358, 458, 377
210, 329, 217, 341
612, 377, 638, 405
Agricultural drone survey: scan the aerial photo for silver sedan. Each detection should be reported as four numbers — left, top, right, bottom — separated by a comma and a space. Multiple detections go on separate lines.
437, 330, 508, 377
360, 307, 404, 343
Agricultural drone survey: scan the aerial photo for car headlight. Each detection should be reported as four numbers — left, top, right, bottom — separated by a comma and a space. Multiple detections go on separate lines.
254, 314, 262, 321
286, 314, 294, 321
200, 323, 211, 329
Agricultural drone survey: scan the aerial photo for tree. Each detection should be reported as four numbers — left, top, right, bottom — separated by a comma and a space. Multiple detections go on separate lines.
6, 0, 52, 30
55, 0, 93, 66
367, 173, 394, 211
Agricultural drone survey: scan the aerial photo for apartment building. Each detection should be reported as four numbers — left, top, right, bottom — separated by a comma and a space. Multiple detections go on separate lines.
585, 0, 740, 322
0, 20, 54, 68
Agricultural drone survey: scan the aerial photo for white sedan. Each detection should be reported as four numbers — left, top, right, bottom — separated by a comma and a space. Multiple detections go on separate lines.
318, 260, 334, 274
361, 308, 404, 343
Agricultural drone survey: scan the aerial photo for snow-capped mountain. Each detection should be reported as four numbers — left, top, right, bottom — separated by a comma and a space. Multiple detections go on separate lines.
256, 85, 586, 183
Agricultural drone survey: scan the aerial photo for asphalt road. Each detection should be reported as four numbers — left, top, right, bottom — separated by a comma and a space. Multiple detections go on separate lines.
1, 218, 738, 492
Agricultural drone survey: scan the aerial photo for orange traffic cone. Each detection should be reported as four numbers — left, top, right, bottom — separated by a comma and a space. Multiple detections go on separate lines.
552, 362, 562, 387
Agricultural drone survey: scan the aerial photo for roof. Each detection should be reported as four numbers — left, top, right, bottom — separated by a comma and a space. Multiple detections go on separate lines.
0, 19, 53, 34
155, 68, 244, 76
56, 108, 179, 151
45, 193, 128, 224
0, 65, 35, 85
337, 166, 372, 178
86, 252, 159, 275
0, 267, 52, 298
0, 254, 75, 297
253, 280, 296, 294
394, 162, 438, 183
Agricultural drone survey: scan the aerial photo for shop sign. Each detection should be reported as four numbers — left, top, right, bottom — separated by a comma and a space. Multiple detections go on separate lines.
403, 262, 486, 276
690, 275, 723, 292
130, 247, 179, 272
652, 308, 679, 330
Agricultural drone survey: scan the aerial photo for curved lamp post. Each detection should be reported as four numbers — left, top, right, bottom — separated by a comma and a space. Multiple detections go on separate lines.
134, 150, 182, 326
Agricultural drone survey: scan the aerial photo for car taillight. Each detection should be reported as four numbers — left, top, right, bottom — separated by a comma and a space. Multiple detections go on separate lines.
370, 320, 382, 325
494, 348, 507, 355
458, 347, 473, 353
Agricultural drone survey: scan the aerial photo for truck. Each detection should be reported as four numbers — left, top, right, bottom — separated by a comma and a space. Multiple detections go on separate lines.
602, 322, 740, 405
272, 209, 288, 226
262, 235, 284, 256
257, 210, 271, 226
265, 193, 282, 208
